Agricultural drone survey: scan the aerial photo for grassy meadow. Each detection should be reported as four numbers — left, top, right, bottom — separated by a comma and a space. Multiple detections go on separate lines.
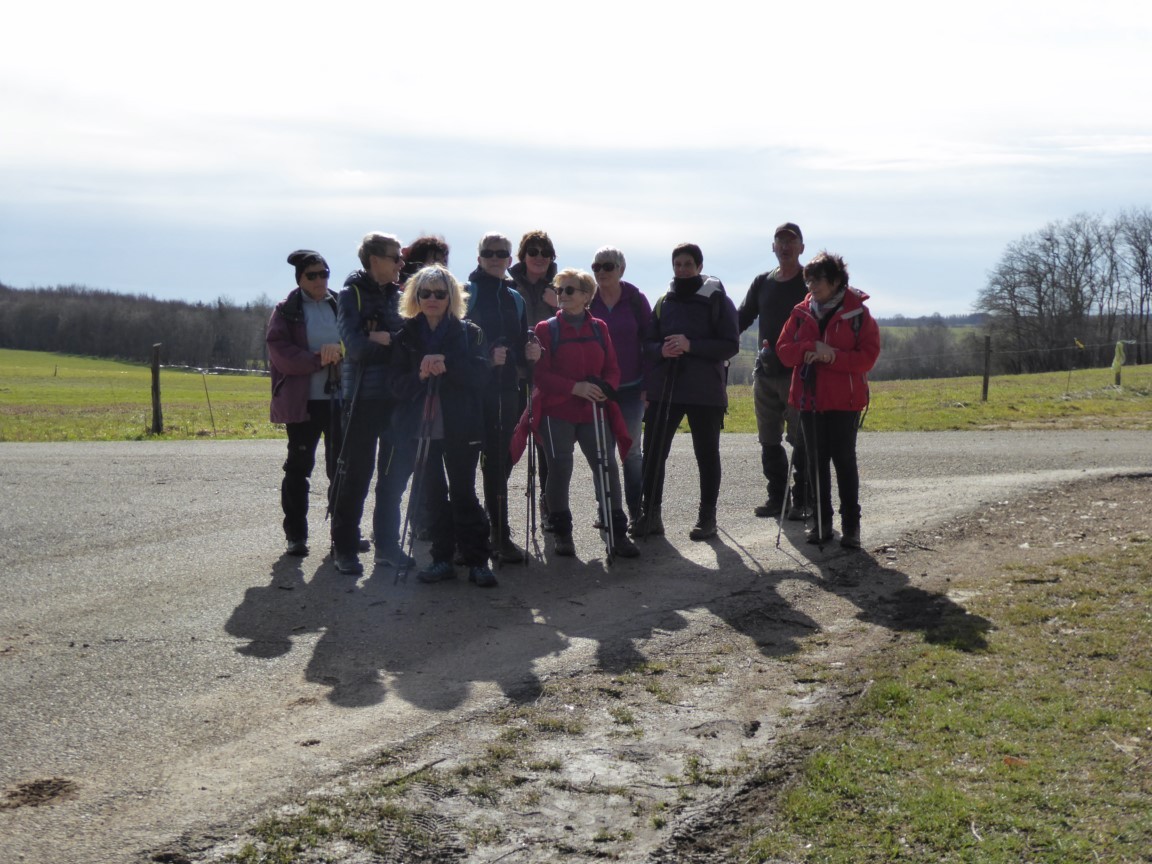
0, 348, 278, 441
1, 348, 1150, 441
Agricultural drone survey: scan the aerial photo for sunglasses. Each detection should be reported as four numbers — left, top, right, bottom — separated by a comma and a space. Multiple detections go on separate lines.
557, 285, 588, 296
417, 289, 449, 300
525, 247, 553, 258
591, 262, 617, 273
479, 249, 510, 259
303, 269, 330, 281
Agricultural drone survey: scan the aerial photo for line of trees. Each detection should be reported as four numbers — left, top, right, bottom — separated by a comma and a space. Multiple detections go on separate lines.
977, 208, 1152, 371
0, 283, 273, 369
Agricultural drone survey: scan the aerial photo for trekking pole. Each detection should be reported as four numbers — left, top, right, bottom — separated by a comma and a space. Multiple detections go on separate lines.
524, 331, 540, 564
638, 357, 679, 539
775, 438, 797, 549
590, 398, 616, 565
396, 375, 440, 584
325, 362, 340, 475
490, 337, 511, 567
798, 362, 826, 548
326, 357, 365, 525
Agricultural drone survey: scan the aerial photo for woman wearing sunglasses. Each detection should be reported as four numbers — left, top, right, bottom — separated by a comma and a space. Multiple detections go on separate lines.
587, 246, 652, 532
525, 268, 639, 560
509, 229, 560, 326
267, 249, 343, 557
390, 266, 497, 586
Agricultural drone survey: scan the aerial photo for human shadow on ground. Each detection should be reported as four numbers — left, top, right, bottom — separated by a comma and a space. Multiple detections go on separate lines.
224, 507, 988, 717
763, 520, 993, 653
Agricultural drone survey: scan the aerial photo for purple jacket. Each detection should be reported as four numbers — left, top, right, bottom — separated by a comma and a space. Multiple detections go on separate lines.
588, 280, 652, 387
267, 287, 339, 424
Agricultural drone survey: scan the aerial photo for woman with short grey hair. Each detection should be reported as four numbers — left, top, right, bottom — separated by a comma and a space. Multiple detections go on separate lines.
588, 245, 652, 531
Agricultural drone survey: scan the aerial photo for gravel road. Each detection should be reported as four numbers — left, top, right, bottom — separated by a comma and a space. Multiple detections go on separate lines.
1, 431, 1148, 863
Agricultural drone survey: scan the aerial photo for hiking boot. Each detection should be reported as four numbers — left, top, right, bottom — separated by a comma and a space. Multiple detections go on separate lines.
285, 538, 309, 557
374, 545, 416, 568
630, 509, 663, 537
553, 534, 576, 557
334, 554, 363, 575
468, 564, 498, 587
786, 502, 812, 521
417, 560, 456, 583
494, 536, 524, 564
612, 535, 641, 558
754, 497, 784, 518
840, 525, 861, 550
806, 527, 834, 546
689, 511, 717, 541
357, 537, 372, 553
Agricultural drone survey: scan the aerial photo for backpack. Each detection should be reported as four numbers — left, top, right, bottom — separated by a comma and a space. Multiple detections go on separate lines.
466, 281, 525, 321
547, 315, 606, 354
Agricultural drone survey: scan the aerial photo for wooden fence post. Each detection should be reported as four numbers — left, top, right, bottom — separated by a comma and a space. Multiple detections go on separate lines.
151, 344, 163, 434
981, 335, 991, 402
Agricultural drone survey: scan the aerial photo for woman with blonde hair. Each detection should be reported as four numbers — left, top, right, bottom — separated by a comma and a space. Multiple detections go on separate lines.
390, 266, 497, 586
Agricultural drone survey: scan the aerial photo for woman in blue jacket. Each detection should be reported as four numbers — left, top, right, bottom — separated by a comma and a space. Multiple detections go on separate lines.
390, 266, 498, 587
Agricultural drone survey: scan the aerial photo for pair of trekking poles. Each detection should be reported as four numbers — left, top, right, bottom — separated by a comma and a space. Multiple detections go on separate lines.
634, 356, 680, 541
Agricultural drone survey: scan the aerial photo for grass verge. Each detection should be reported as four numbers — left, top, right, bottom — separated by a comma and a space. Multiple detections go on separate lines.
2, 349, 1150, 440
738, 540, 1152, 863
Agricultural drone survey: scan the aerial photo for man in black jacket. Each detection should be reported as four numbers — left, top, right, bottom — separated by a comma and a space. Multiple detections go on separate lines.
737, 222, 810, 520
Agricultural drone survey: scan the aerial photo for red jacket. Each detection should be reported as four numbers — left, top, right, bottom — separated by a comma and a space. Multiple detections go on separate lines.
509, 312, 631, 462
776, 288, 880, 413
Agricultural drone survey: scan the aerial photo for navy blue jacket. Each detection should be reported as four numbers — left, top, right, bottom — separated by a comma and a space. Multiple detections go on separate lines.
389, 315, 490, 445
337, 270, 405, 401
465, 268, 530, 393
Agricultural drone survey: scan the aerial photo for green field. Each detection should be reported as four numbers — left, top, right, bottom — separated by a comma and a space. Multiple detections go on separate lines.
1, 348, 1150, 441
0, 349, 277, 441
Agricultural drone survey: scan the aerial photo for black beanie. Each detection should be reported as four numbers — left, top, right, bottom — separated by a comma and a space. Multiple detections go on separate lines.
287, 249, 328, 281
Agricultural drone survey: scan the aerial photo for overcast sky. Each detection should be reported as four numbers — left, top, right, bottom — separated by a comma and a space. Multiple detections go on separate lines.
3, 0, 1151, 317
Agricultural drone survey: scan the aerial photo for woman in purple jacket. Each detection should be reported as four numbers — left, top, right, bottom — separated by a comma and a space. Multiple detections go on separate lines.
267, 250, 344, 556
588, 246, 652, 530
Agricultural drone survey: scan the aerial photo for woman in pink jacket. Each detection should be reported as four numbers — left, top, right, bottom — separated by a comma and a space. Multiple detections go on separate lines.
529, 268, 639, 560
776, 252, 880, 549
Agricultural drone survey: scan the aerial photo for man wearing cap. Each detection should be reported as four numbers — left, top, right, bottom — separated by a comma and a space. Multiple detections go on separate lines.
737, 222, 810, 519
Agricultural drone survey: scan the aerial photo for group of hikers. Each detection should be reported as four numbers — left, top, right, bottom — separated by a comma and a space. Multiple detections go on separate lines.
265, 224, 881, 587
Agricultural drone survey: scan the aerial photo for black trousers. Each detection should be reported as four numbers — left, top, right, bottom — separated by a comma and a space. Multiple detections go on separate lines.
800, 410, 861, 534
641, 402, 725, 516
480, 388, 519, 542
281, 399, 338, 542
421, 440, 491, 566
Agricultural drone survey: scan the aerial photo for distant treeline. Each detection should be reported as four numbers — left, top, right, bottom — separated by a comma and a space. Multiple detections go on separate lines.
0, 282, 273, 369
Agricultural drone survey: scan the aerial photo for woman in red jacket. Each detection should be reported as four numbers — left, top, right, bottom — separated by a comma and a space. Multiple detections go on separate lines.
776, 252, 880, 549
530, 268, 639, 560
